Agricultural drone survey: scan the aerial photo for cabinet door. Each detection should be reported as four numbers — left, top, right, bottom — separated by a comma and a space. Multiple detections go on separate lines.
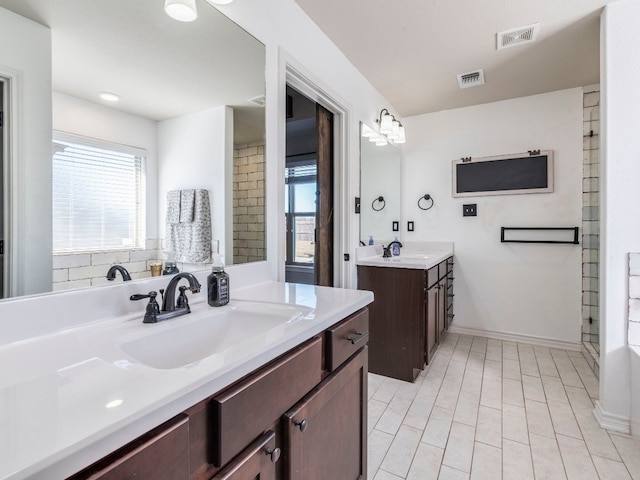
211, 431, 279, 480
437, 280, 447, 339
425, 286, 438, 363
284, 347, 367, 480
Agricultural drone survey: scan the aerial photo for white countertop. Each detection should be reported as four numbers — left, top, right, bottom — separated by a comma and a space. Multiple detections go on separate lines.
0, 281, 373, 480
355, 242, 454, 270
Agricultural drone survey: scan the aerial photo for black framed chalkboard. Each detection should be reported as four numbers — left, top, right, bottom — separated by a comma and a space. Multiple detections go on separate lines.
452, 151, 553, 197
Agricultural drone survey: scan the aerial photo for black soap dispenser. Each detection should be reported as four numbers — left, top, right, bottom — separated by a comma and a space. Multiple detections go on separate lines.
207, 254, 229, 307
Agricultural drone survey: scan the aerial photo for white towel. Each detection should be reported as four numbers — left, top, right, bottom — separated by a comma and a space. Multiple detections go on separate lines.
166, 190, 180, 224
180, 189, 195, 223
166, 189, 212, 263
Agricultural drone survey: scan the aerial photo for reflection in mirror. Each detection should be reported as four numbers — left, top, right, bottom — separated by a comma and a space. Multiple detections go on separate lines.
0, 0, 265, 300
359, 122, 401, 246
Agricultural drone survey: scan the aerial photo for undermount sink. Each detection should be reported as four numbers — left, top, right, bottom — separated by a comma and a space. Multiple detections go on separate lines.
117, 301, 314, 369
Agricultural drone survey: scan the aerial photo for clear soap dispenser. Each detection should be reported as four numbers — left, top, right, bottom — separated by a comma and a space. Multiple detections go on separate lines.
207, 254, 229, 307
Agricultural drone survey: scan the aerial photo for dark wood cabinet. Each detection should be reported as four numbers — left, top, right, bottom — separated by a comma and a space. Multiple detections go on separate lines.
357, 266, 425, 382
68, 309, 369, 480
358, 257, 454, 382
284, 347, 367, 480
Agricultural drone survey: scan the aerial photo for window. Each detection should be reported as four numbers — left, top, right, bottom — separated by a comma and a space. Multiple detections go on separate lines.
52, 131, 146, 253
285, 162, 316, 265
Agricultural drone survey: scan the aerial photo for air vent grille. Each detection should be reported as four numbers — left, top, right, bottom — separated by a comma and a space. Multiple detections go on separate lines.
457, 69, 485, 89
497, 23, 539, 50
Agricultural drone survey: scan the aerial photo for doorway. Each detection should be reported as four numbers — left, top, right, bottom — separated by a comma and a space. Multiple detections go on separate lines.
284, 86, 334, 286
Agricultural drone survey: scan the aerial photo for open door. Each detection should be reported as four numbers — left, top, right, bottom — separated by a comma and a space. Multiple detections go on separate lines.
314, 104, 333, 287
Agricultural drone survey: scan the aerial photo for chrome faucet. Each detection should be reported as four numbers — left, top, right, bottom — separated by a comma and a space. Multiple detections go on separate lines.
383, 240, 403, 258
106, 265, 131, 281
130, 272, 201, 323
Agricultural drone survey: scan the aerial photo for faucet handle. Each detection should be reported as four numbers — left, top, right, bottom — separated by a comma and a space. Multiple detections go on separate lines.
176, 285, 191, 310
130, 291, 161, 323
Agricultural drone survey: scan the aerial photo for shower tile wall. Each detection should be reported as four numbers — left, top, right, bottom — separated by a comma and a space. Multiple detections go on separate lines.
233, 141, 266, 264
582, 86, 600, 351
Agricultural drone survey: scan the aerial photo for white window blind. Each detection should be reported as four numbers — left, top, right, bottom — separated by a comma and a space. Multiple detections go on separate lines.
52, 131, 146, 254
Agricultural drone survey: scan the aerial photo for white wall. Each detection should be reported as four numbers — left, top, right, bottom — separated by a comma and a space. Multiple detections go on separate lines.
402, 88, 583, 346
0, 7, 52, 296
214, 0, 394, 287
52, 92, 159, 239
157, 105, 233, 265
597, 0, 640, 433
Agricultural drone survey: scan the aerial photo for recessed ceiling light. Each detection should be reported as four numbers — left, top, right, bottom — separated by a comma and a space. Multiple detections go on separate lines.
165, 0, 198, 22
99, 92, 120, 102
105, 399, 123, 409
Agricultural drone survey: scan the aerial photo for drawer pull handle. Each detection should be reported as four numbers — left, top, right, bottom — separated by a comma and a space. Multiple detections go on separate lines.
294, 419, 308, 432
265, 447, 281, 463
346, 331, 369, 345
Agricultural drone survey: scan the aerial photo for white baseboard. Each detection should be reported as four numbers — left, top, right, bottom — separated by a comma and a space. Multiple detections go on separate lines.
593, 401, 631, 434
447, 325, 582, 351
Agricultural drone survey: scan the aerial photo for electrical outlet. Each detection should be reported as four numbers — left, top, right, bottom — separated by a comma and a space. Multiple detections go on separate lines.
407, 221, 414, 232
463, 204, 477, 217
392, 221, 399, 231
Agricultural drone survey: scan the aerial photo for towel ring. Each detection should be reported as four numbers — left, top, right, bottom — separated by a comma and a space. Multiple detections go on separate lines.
418, 194, 434, 211
372, 196, 386, 211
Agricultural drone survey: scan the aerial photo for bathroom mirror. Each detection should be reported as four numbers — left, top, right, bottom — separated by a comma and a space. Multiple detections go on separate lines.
359, 122, 402, 245
0, 0, 265, 299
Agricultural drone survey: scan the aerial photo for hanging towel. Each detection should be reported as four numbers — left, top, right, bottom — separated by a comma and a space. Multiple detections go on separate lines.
166, 190, 181, 224
179, 189, 195, 223
166, 189, 212, 263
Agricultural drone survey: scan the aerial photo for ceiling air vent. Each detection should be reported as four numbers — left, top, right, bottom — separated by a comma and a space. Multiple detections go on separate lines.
457, 69, 485, 89
497, 23, 539, 50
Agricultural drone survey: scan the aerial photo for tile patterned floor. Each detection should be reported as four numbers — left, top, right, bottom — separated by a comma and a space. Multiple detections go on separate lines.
367, 333, 640, 480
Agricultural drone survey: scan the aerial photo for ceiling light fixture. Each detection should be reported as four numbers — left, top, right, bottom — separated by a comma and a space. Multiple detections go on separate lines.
98, 91, 120, 102
165, 0, 198, 22
375, 108, 406, 145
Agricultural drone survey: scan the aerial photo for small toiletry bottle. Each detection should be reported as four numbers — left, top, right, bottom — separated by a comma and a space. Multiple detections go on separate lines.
368, 235, 374, 245
392, 236, 401, 256
208, 254, 229, 307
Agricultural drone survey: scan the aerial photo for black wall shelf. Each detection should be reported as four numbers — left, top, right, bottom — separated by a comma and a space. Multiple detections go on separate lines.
500, 227, 579, 245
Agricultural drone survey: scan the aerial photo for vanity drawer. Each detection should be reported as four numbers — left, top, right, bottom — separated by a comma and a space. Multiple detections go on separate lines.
325, 308, 369, 371
427, 265, 439, 288
210, 336, 323, 468
68, 415, 189, 480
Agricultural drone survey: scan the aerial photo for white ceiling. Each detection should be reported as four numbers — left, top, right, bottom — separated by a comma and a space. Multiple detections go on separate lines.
295, 0, 615, 117
0, 0, 266, 144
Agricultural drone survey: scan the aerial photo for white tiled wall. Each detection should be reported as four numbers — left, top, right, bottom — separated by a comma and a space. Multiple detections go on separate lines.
52, 239, 162, 291
628, 253, 640, 347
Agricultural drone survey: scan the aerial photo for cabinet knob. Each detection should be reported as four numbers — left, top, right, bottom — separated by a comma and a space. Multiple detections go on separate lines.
265, 447, 281, 463
294, 419, 308, 432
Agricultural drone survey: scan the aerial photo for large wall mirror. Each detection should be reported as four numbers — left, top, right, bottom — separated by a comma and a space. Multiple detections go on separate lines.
359, 122, 401, 246
0, 0, 265, 300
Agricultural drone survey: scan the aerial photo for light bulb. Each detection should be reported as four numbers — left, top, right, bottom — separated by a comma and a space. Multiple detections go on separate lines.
379, 112, 394, 135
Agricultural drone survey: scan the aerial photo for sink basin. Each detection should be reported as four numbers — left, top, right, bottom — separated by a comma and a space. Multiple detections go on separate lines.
117, 301, 313, 369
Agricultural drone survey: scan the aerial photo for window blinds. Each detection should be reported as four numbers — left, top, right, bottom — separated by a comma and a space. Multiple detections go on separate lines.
52, 131, 146, 253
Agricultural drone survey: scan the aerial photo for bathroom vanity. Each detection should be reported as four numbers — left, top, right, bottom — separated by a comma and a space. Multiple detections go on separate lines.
356, 244, 454, 382
0, 264, 373, 480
